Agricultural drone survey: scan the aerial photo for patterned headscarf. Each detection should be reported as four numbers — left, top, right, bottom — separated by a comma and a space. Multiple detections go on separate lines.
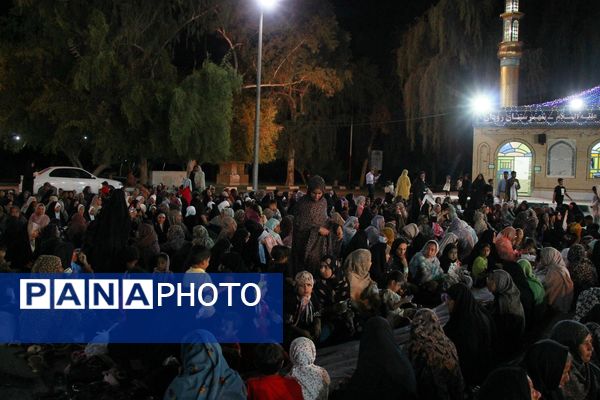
407, 308, 460, 371
164, 330, 246, 400
568, 244, 588, 264
307, 176, 326, 194
575, 287, 600, 322
343, 217, 359, 245
32, 255, 63, 273
192, 225, 214, 249
295, 271, 314, 287
289, 337, 330, 400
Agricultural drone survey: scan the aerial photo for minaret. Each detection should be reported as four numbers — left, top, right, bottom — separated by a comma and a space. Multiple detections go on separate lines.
498, 0, 524, 107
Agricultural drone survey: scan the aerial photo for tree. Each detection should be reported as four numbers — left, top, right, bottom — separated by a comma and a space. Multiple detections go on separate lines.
213, 0, 351, 185
0, 0, 239, 182
169, 60, 241, 163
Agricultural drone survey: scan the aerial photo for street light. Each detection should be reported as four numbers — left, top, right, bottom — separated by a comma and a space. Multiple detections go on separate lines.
470, 94, 494, 115
252, 0, 278, 191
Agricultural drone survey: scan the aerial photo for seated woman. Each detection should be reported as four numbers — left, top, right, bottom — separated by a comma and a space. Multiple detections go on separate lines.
284, 271, 322, 345
344, 317, 417, 400
478, 367, 541, 400
494, 227, 520, 262
443, 283, 495, 388
550, 320, 600, 400
486, 269, 526, 361
407, 309, 465, 400
288, 337, 330, 400
344, 249, 375, 313
524, 339, 572, 400
164, 330, 246, 400
409, 240, 444, 305
314, 255, 354, 341
536, 247, 574, 313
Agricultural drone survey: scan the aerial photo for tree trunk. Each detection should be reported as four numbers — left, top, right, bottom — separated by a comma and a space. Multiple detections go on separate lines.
66, 153, 83, 169
286, 148, 295, 186
92, 163, 110, 177
139, 156, 149, 185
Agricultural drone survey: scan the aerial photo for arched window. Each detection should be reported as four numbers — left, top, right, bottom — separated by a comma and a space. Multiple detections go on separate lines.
511, 20, 519, 42
547, 140, 575, 178
506, 0, 519, 13
503, 19, 512, 42
591, 142, 600, 179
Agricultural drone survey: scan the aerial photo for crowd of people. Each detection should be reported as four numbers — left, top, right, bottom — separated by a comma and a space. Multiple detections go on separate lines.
1, 166, 600, 399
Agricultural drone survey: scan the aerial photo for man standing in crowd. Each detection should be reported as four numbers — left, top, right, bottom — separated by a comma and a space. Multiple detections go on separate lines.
553, 178, 573, 207
496, 171, 509, 202
365, 167, 380, 202
507, 170, 520, 203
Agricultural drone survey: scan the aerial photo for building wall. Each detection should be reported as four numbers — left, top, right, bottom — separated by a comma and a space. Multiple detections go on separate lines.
472, 126, 600, 199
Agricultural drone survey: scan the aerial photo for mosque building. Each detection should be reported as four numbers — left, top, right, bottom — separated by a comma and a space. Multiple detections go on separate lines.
472, 0, 600, 201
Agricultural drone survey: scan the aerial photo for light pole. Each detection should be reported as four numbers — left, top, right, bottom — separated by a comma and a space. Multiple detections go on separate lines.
252, 0, 277, 191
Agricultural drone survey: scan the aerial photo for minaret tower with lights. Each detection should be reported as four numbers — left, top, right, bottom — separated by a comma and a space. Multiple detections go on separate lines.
498, 0, 524, 107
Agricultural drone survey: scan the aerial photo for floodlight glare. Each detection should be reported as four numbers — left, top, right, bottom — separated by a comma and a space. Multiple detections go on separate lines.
258, 0, 278, 10
569, 98, 585, 111
14, 135, 21, 141
470, 95, 493, 115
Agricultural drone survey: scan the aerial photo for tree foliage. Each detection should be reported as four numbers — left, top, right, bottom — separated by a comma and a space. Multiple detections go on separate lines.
169, 61, 241, 163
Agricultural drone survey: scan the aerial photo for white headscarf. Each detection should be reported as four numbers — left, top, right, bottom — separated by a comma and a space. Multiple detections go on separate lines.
185, 206, 196, 217
289, 337, 330, 400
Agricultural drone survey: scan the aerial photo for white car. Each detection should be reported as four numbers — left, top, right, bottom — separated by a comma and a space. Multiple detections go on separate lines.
33, 166, 123, 194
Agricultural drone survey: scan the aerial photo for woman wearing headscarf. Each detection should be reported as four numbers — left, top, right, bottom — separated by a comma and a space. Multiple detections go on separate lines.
154, 213, 170, 244
407, 309, 464, 400
487, 269, 526, 360
345, 317, 417, 400
389, 238, 409, 275
446, 205, 478, 259
135, 223, 160, 270
408, 240, 444, 287
344, 249, 374, 310
576, 288, 600, 323
192, 225, 214, 249
518, 259, 546, 306
567, 244, 599, 301
395, 169, 411, 201
443, 283, 495, 387
291, 176, 331, 275
494, 227, 519, 262
84, 189, 131, 273
536, 247, 574, 313
28, 203, 50, 232
550, 320, 600, 400
67, 204, 88, 248
342, 217, 358, 247
341, 218, 368, 262
163, 330, 246, 400
524, 339, 572, 400
478, 367, 541, 400
288, 337, 330, 400
183, 206, 201, 233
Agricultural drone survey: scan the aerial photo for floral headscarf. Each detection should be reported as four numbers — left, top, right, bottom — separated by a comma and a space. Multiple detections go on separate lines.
343, 217, 359, 245
408, 308, 460, 371
192, 225, 214, 249
32, 255, 63, 273
289, 337, 330, 400
575, 287, 600, 322
164, 330, 246, 400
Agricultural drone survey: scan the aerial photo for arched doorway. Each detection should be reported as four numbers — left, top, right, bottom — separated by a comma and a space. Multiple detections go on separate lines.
497, 141, 533, 196
590, 141, 600, 179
